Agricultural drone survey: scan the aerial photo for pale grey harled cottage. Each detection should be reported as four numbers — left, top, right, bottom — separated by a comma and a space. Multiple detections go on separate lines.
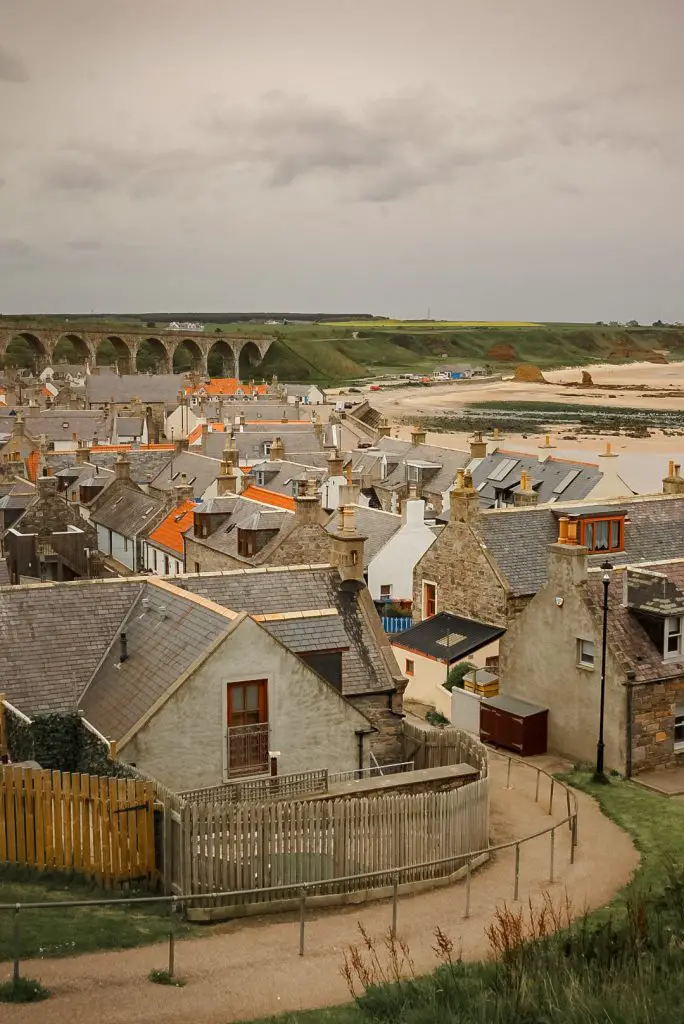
0, 516, 406, 792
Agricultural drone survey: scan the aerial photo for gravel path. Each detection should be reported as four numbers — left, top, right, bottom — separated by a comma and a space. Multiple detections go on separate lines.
1, 756, 638, 1024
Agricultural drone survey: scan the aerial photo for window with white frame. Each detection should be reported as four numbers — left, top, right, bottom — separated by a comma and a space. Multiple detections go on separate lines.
665, 617, 683, 660
380, 584, 392, 600
675, 705, 684, 749
577, 638, 595, 668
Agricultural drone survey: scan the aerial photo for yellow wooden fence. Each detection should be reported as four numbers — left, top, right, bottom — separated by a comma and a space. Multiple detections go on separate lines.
0, 766, 156, 888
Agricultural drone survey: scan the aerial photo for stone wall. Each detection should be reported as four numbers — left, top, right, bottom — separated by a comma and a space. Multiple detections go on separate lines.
348, 692, 405, 764
631, 678, 684, 771
412, 517, 508, 626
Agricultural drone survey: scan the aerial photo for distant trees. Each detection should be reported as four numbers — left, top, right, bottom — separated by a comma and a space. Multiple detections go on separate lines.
626, 320, 640, 327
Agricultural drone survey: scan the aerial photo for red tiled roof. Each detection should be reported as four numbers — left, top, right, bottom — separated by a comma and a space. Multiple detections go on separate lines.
241, 485, 296, 511
187, 424, 203, 444
147, 499, 196, 556
185, 379, 268, 397
90, 444, 175, 452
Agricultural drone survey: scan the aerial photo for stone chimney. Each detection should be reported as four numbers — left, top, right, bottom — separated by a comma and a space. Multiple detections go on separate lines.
547, 516, 588, 587
469, 431, 487, 460
294, 477, 322, 524
76, 440, 89, 464
449, 469, 479, 523
312, 413, 324, 444
328, 505, 367, 583
270, 436, 285, 462
376, 418, 391, 439
339, 463, 360, 506
410, 425, 426, 447
238, 412, 246, 428
175, 436, 189, 453
114, 454, 131, 483
294, 397, 301, 420
13, 412, 25, 438
663, 461, 684, 495
513, 470, 539, 507
201, 422, 209, 453
281, 410, 289, 423
402, 486, 426, 528
36, 470, 58, 498
216, 434, 239, 495
327, 448, 344, 477
174, 472, 195, 503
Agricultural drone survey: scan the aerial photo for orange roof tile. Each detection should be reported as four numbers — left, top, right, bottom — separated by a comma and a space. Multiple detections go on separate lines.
241, 485, 296, 511
147, 499, 197, 556
185, 378, 268, 397
186, 424, 203, 444
90, 444, 175, 452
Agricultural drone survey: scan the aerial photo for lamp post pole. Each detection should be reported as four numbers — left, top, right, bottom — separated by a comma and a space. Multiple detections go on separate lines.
595, 562, 613, 777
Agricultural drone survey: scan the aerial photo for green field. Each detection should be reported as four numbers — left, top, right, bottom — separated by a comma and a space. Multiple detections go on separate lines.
3, 317, 684, 384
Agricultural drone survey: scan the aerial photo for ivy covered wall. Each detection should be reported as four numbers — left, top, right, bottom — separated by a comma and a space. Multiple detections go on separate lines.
5, 708, 138, 779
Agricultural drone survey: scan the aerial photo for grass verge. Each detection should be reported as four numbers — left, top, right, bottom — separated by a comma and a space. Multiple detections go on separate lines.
0, 866, 194, 961
0, 977, 50, 1003
248, 771, 684, 1024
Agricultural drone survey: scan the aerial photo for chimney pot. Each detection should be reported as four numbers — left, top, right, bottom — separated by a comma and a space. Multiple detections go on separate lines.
119, 631, 128, 663
567, 519, 578, 545
558, 517, 569, 544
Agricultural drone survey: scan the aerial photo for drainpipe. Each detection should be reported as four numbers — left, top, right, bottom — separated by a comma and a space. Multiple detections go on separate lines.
625, 673, 635, 778
355, 729, 366, 774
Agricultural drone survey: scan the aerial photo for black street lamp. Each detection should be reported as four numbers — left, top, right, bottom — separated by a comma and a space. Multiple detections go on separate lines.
595, 560, 614, 778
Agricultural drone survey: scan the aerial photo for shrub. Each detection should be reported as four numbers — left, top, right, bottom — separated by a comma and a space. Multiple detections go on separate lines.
148, 968, 185, 987
444, 661, 476, 692
0, 977, 50, 1003
425, 710, 449, 727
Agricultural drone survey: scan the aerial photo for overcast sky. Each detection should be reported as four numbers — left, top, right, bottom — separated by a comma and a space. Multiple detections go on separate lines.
1, 0, 683, 321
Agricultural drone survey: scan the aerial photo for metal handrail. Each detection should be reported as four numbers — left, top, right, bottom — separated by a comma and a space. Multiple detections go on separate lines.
0, 753, 577, 913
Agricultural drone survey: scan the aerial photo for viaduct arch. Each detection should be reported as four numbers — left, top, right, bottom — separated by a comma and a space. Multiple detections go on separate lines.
0, 323, 275, 378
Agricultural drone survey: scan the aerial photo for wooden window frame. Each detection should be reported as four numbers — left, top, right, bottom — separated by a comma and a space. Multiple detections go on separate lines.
578, 516, 624, 554
423, 581, 437, 620
405, 659, 414, 676
224, 678, 270, 778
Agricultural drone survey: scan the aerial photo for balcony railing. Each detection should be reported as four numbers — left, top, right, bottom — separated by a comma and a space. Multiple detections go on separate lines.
226, 722, 269, 777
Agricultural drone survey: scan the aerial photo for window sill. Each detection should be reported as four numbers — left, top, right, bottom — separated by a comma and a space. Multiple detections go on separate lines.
577, 663, 595, 672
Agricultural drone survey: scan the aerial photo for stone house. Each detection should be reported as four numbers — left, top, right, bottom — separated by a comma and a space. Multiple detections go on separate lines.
413, 467, 684, 631
148, 449, 222, 502
499, 522, 684, 775
89, 455, 168, 573
0, 541, 406, 789
4, 471, 99, 583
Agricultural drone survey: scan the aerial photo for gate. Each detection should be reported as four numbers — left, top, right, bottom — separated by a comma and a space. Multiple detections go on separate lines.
0, 766, 156, 888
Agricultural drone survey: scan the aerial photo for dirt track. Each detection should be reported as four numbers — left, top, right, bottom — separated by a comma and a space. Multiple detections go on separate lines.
1, 754, 638, 1024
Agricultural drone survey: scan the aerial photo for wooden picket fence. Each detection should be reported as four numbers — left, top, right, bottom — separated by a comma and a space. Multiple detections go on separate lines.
404, 721, 489, 777
183, 776, 489, 904
0, 766, 156, 888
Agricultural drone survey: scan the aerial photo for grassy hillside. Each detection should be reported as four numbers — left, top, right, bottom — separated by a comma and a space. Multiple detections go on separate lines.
3, 317, 684, 383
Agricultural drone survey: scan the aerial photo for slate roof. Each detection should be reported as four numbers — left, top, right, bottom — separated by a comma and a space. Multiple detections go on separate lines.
149, 450, 221, 498
392, 612, 505, 663
478, 494, 684, 597
0, 579, 144, 713
80, 582, 234, 741
358, 438, 470, 497
44, 450, 170, 486
86, 373, 183, 405
115, 416, 144, 438
201, 428, 323, 463
466, 449, 603, 510
0, 410, 110, 444
0, 558, 9, 586
180, 566, 398, 695
91, 485, 167, 537
186, 495, 290, 557
325, 504, 401, 564
264, 614, 349, 653
246, 459, 327, 497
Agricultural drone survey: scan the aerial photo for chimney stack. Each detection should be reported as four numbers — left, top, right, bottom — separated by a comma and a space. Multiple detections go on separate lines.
410, 425, 426, 447
13, 412, 25, 438
76, 440, 89, 464
270, 436, 285, 462
312, 412, 324, 444
36, 469, 58, 497
114, 453, 131, 483
449, 469, 479, 523
174, 472, 195, 503
201, 422, 209, 453
513, 470, 539, 507
294, 476, 322, 523
328, 504, 367, 583
216, 434, 240, 495
599, 441, 618, 458
548, 516, 588, 588
376, 417, 391, 439
663, 461, 684, 494
339, 462, 360, 506
469, 431, 487, 460
327, 448, 344, 477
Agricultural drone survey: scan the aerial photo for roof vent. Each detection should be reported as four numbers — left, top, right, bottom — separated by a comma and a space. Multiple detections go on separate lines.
119, 631, 128, 663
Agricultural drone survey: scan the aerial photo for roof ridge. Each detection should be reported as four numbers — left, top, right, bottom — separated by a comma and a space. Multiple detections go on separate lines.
147, 576, 237, 620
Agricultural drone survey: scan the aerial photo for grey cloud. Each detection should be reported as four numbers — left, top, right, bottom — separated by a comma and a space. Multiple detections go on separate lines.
0, 45, 28, 83
0, 239, 34, 262
44, 162, 111, 192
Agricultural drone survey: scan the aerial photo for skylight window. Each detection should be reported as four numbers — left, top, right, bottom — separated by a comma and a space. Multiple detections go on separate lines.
436, 632, 466, 647
553, 469, 581, 495
488, 458, 519, 482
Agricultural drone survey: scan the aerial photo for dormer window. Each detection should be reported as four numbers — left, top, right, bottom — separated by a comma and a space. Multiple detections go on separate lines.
407, 464, 420, 483
665, 616, 682, 660
579, 516, 624, 553
262, 442, 272, 456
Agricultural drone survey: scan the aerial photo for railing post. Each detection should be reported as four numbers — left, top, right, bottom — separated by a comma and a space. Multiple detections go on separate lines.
548, 777, 555, 815
464, 860, 471, 919
13, 905, 20, 982
535, 768, 540, 803
168, 896, 177, 977
514, 843, 520, 901
550, 828, 555, 883
506, 757, 512, 790
570, 817, 576, 865
299, 887, 306, 956
391, 874, 398, 938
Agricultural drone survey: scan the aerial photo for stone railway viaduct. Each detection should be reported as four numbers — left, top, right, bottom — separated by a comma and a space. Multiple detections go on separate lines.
0, 323, 275, 377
